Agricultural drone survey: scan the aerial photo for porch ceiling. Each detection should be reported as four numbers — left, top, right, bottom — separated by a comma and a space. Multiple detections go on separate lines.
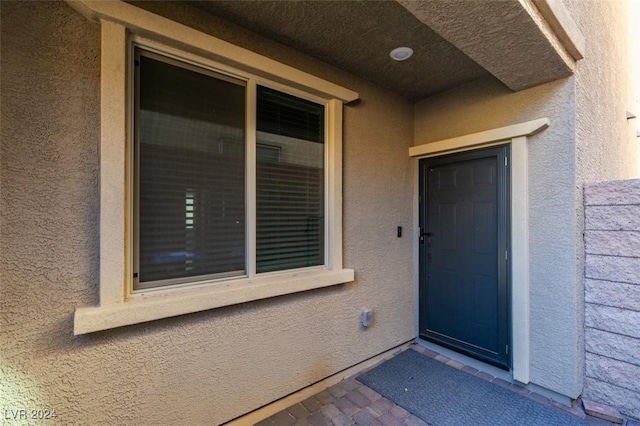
186, 0, 577, 101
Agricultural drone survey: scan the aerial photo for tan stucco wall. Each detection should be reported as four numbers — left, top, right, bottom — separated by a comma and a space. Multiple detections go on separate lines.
563, 0, 640, 416
565, 0, 640, 184
0, 2, 415, 424
413, 0, 640, 401
3, 0, 637, 419
414, 76, 582, 398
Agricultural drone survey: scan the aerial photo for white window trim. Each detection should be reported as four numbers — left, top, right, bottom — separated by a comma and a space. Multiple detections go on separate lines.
70, 1, 357, 335
410, 117, 550, 385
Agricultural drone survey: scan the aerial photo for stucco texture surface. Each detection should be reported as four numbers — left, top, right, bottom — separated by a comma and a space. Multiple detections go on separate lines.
562, 3, 640, 408
0, 2, 415, 424
413, 0, 640, 400
397, 0, 574, 91
567, 0, 639, 410
414, 75, 581, 398
565, 0, 640, 184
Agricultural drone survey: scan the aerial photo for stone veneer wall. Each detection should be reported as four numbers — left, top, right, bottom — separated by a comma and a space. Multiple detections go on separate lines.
583, 179, 640, 420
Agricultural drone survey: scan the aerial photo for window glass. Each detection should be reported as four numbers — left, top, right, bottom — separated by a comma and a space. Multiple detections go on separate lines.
135, 50, 246, 288
256, 86, 325, 273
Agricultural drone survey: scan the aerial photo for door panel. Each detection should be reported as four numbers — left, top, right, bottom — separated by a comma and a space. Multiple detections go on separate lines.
419, 146, 510, 369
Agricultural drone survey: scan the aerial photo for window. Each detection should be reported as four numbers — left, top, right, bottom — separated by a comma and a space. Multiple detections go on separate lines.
135, 50, 247, 289
71, 1, 358, 334
256, 86, 325, 273
134, 49, 327, 289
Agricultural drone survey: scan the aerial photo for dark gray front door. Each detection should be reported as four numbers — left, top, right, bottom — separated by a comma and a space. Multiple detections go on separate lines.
419, 146, 510, 369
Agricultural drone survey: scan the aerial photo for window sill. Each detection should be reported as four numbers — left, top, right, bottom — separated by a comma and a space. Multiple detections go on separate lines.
74, 268, 354, 335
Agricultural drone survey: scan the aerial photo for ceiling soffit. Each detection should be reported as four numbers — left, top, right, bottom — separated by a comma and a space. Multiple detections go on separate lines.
186, 0, 490, 101
145, 1, 581, 100
397, 0, 578, 91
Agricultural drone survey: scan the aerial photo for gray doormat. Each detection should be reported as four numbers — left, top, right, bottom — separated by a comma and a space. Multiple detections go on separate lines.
357, 349, 587, 426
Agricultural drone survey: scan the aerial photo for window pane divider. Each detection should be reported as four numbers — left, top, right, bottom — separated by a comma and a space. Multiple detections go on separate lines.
129, 41, 140, 298
246, 80, 257, 277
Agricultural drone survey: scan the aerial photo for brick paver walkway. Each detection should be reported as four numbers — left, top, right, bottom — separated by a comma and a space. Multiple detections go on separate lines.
255, 345, 633, 426
255, 375, 424, 426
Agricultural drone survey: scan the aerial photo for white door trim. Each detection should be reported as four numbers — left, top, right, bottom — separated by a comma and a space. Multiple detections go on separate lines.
410, 117, 550, 384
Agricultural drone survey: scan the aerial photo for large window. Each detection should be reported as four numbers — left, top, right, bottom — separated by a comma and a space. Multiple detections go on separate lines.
71, 0, 357, 334
134, 49, 326, 290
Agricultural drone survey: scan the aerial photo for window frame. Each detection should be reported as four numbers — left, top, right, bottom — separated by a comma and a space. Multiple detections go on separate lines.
70, 1, 357, 335
132, 45, 250, 290
131, 42, 332, 291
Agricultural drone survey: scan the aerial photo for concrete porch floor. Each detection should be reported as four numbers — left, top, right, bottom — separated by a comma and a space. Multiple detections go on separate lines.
254, 345, 636, 426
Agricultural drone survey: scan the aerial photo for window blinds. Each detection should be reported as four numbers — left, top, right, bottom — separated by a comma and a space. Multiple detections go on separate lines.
136, 52, 246, 288
256, 86, 325, 273
135, 52, 326, 289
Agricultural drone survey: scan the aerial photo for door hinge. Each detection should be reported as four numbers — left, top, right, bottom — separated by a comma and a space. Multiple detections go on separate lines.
505, 157, 508, 166
505, 250, 508, 260
506, 344, 509, 355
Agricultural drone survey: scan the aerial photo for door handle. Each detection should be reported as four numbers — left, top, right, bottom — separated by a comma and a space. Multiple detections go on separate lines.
419, 228, 433, 243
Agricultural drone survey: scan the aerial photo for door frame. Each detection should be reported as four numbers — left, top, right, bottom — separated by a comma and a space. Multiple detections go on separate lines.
418, 146, 511, 370
410, 117, 550, 384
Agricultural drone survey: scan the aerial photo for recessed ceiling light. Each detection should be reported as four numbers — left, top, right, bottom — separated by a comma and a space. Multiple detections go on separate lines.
390, 47, 414, 61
